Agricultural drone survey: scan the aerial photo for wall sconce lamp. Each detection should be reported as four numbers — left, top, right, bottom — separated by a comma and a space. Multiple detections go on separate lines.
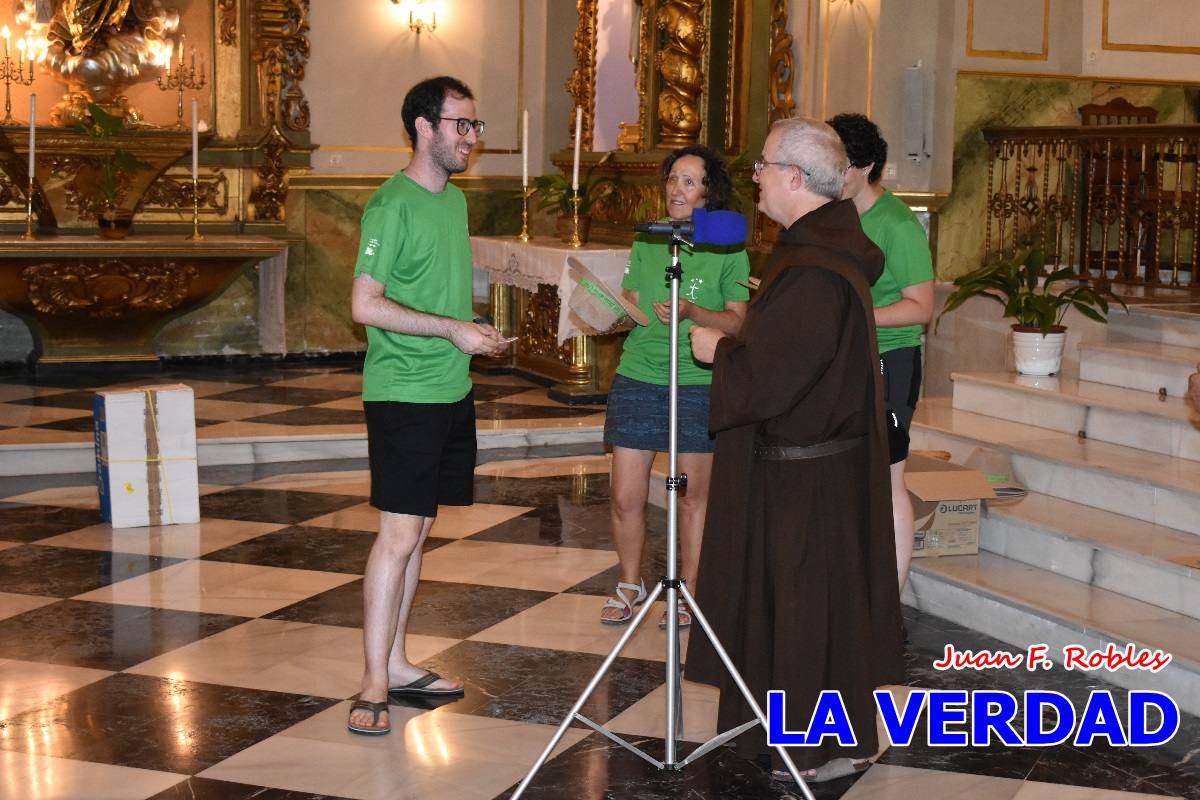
391, 0, 438, 35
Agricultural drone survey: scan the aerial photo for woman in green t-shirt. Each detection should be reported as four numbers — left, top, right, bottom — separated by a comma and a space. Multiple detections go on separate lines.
600, 146, 751, 627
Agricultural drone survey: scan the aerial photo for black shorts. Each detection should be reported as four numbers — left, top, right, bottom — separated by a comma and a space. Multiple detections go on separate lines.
881, 346, 922, 464
364, 391, 476, 518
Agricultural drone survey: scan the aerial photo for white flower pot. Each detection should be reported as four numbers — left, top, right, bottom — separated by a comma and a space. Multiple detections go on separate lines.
1011, 327, 1066, 376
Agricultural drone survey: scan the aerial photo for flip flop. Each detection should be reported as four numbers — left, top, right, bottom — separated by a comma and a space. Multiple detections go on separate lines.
347, 699, 390, 736
388, 670, 465, 699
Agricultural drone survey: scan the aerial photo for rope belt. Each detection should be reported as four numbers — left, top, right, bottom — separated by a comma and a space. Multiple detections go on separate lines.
753, 435, 866, 461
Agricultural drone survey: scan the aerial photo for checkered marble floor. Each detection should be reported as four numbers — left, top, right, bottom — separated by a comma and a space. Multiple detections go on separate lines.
0, 363, 605, 448
0, 442, 1197, 799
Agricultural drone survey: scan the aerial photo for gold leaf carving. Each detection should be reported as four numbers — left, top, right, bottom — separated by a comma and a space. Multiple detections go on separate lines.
218, 0, 238, 46
252, 0, 310, 131
655, 0, 707, 147
566, 0, 598, 150
22, 260, 198, 319
139, 172, 230, 215
768, 0, 796, 124
250, 125, 289, 221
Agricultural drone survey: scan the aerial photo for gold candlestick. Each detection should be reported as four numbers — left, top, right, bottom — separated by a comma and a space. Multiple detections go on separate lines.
0, 50, 34, 126
518, 187, 534, 242
19, 174, 33, 239
187, 176, 203, 240
569, 193, 582, 248
157, 48, 206, 130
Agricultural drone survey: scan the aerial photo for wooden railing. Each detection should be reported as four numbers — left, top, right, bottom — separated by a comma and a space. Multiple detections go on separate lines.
981, 125, 1199, 288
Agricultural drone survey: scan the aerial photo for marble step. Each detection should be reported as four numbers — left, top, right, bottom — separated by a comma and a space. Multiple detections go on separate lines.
0, 424, 606, 477
950, 370, 1200, 463
1108, 303, 1200, 348
981, 491, 1200, 620
910, 398, 1200, 536
904, 551, 1200, 717
1079, 339, 1199, 397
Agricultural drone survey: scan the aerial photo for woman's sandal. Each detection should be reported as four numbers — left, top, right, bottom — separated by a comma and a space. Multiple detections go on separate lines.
600, 579, 647, 625
658, 604, 692, 630
772, 757, 869, 784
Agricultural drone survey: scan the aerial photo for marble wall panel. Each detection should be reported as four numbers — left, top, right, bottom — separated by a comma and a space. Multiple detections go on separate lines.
938, 74, 1198, 280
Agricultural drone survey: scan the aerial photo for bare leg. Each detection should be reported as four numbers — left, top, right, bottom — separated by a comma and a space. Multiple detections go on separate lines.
349, 511, 458, 732
891, 459, 915, 591
601, 446, 655, 623
676, 451, 714, 591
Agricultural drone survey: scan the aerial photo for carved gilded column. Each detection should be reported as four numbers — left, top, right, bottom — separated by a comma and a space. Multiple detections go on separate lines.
768, 0, 796, 123
565, 0, 598, 149
655, 0, 707, 147
218, 0, 238, 45
252, 0, 311, 133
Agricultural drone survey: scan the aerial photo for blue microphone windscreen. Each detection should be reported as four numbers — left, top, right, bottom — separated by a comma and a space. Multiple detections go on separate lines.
693, 208, 747, 246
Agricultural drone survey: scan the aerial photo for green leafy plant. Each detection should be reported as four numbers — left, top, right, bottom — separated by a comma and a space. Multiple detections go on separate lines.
74, 103, 150, 210
937, 246, 1126, 336
534, 151, 617, 216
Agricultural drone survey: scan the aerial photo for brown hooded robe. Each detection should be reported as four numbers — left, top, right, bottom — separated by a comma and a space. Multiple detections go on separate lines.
684, 199, 906, 769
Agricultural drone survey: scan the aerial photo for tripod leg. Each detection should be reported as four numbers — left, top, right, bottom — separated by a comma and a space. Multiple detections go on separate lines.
510, 582, 665, 798
678, 583, 818, 800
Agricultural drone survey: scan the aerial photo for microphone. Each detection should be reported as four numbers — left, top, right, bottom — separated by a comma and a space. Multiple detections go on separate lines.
633, 208, 747, 246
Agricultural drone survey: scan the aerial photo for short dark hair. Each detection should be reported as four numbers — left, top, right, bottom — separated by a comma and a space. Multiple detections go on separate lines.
827, 113, 887, 184
660, 145, 733, 211
401, 76, 475, 148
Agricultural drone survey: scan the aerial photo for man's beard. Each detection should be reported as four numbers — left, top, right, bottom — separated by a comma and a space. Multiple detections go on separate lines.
431, 131, 469, 175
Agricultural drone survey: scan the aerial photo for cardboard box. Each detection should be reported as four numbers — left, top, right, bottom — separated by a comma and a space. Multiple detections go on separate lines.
94, 385, 200, 529
904, 454, 996, 558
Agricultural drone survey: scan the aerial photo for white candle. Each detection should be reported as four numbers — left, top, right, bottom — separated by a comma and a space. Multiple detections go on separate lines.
28, 94, 35, 179
190, 98, 198, 182
521, 108, 529, 188
572, 106, 582, 191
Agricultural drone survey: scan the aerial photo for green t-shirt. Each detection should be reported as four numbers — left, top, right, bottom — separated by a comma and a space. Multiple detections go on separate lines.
861, 189, 935, 354
353, 172, 473, 403
616, 234, 751, 386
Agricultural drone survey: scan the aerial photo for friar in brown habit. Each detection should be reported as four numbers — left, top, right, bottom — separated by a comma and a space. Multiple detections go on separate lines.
687, 117, 905, 782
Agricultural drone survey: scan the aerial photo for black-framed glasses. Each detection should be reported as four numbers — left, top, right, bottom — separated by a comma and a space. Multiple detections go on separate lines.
440, 117, 485, 136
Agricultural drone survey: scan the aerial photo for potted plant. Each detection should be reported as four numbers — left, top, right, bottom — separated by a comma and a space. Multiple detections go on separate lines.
937, 245, 1126, 376
534, 151, 616, 244
75, 103, 150, 239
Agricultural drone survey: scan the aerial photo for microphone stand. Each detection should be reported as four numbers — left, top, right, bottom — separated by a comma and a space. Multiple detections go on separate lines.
510, 231, 815, 798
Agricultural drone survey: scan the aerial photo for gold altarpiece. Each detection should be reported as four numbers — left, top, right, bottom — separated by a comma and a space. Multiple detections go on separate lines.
0, 0, 313, 364
507, 0, 796, 394
558, 0, 796, 244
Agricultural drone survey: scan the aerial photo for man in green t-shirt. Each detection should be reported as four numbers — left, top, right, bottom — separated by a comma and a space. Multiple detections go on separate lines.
347, 76, 506, 737
830, 113, 935, 594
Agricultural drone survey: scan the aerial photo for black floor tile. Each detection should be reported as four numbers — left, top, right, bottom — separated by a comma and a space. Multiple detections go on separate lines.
242, 407, 365, 426
7, 389, 103, 410
202, 525, 453, 574
1024, 745, 1177, 796
495, 732, 850, 800
0, 503, 103, 542
0, 545, 179, 597
418, 640, 665, 729
473, 473, 611, 510
199, 488, 364, 524
145, 777, 355, 800
266, 579, 364, 628
471, 384, 535, 402
205, 385, 359, 406
406, 580, 554, 638
0, 672, 337, 774
0, 600, 248, 670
